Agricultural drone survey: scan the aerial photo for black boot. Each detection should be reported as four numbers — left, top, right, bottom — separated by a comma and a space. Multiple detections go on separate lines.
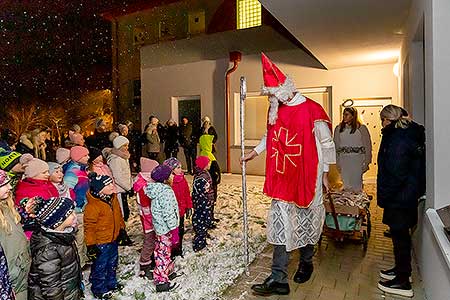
139, 264, 154, 280
251, 277, 290, 295
294, 262, 314, 284
378, 277, 413, 298
171, 245, 183, 258
156, 282, 178, 293
117, 229, 133, 246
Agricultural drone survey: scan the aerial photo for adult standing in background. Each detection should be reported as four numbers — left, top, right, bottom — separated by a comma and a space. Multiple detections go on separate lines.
164, 119, 179, 159
145, 119, 161, 162
179, 116, 197, 175
377, 105, 425, 298
334, 107, 372, 191
85, 118, 112, 151
201, 116, 217, 153
124, 121, 141, 172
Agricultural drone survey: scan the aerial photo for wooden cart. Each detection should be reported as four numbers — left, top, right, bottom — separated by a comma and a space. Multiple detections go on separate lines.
320, 193, 371, 251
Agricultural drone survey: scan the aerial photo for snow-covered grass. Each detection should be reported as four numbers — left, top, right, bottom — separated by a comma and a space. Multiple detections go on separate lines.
83, 183, 271, 300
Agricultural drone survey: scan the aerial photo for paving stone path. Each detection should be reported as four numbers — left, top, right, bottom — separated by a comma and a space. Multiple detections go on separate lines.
221, 182, 426, 300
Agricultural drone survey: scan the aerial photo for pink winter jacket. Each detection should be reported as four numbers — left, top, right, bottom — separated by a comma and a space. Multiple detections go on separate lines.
133, 173, 154, 233
172, 174, 192, 217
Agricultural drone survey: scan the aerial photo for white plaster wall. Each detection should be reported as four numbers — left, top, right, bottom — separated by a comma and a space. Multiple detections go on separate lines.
141, 58, 229, 169
141, 49, 398, 175
401, 0, 450, 299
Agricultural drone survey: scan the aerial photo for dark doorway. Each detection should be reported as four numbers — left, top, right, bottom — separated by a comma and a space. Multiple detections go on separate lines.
177, 97, 201, 139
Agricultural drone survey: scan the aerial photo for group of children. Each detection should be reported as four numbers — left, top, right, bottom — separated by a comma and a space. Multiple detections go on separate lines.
133, 155, 217, 292
0, 137, 219, 299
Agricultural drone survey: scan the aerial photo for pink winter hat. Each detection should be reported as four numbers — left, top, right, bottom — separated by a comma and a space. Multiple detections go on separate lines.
195, 156, 210, 170
70, 146, 89, 162
69, 130, 84, 146
56, 148, 71, 164
23, 158, 49, 178
140, 157, 159, 173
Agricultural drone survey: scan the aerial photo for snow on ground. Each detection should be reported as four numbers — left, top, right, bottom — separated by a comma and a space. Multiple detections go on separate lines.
83, 182, 271, 300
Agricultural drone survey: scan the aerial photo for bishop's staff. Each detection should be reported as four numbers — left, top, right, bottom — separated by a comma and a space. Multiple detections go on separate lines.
240, 76, 250, 275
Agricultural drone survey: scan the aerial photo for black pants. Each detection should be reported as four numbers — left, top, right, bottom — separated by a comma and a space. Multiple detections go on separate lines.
390, 228, 412, 281
164, 150, 178, 160
183, 146, 196, 174
271, 244, 314, 283
118, 192, 130, 222
172, 216, 185, 257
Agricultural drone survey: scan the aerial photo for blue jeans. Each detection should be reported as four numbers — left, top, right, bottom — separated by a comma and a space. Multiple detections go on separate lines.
90, 241, 119, 295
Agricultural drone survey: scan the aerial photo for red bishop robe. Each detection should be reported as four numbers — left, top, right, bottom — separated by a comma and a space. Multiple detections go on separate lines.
263, 98, 331, 208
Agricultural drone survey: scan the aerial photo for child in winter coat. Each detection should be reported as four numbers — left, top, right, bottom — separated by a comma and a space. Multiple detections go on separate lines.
104, 136, 133, 246
48, 162, 74, 200
27, 196, 83, 300
106, 136, 133, 222
0, 242, 14, 300
14, 157, 59, 239
199, 133, 221, 224
84, 173, 125, 299
0, 149, 32, 192
145, 165, 179, 292
163, 157, 192, 257
192, 156, 214, 252
133, 157, 159, 279
0, 170, 31, 300
64, 145, 90, 268
14, 157, 59, 206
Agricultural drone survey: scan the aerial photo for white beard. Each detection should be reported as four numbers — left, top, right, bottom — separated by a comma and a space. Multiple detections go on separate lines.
261, 76, 296, 125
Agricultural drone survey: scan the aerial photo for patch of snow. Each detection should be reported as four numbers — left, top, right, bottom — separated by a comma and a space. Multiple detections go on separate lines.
83, 183, 271, 300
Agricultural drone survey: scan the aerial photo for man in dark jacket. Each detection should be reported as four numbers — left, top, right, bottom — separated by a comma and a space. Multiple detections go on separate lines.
377, 105, 425, 298
85, 118, 112, 151
179, 117, 197, 174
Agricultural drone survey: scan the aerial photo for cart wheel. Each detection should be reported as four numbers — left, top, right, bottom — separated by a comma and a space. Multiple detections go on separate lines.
362, 231, 368, 251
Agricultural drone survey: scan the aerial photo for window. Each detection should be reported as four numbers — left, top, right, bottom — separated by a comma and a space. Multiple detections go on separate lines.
234, 87, 332, 146
237, 0, 262, 30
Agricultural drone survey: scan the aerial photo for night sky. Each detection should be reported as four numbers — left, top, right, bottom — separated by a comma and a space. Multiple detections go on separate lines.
0, 0, 142, 103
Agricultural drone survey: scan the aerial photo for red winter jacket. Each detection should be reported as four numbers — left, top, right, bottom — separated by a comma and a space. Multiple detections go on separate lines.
15, 178, 59, 205
172, 174, 192, 216
133, 173, 154, 233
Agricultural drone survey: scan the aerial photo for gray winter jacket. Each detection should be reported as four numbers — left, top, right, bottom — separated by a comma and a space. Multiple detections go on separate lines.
28, 228, 83, 300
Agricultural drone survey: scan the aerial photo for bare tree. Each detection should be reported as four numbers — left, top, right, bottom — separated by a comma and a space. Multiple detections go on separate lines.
5, 103, 47, 137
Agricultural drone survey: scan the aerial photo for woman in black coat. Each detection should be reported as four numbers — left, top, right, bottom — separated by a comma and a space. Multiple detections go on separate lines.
376, 105, 425, 298
164, 119, 179, 159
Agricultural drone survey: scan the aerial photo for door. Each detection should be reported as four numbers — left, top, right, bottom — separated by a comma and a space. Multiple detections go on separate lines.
347, 98, 391, 182
172, 96, 201, 138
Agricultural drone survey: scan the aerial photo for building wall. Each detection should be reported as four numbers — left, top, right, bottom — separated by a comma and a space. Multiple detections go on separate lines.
400, 0, 450, 299
141, 49, 398, 174
114, 0, 223, 124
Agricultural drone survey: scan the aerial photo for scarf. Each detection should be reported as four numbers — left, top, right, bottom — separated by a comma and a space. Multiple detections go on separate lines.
90, 189, 113, 203
111, 147, 130, 160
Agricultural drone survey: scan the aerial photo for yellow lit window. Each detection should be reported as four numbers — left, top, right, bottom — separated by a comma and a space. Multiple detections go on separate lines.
237, 0, 262, 30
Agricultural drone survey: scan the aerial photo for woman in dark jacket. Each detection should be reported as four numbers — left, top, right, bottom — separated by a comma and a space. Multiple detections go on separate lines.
164, 119, 179, 159
376, 105, 425, 298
